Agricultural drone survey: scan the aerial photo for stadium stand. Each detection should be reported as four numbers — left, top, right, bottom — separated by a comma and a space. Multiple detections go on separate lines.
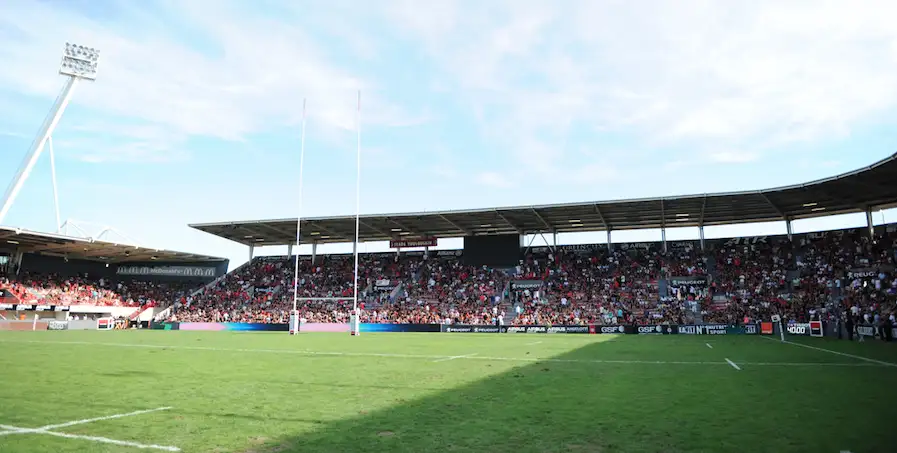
171, 224, 896, 328
0, 228, 227, 323
182, 153, 897, 329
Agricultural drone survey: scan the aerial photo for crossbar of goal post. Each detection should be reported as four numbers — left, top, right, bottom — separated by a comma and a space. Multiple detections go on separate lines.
290, 297, 360, 332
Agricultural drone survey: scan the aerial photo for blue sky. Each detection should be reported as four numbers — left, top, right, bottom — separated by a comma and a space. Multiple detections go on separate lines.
1, 0, 896, 270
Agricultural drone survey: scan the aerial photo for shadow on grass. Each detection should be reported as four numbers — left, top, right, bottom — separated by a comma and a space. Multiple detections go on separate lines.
237, 335, 896, 453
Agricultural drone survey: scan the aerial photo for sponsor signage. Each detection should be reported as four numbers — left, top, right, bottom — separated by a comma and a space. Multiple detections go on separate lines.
546, 326, 590, 334
618, 242, 653, 251
502, 325, 591, 334
761, 322, 774, 335
0, 304, 69, 312
389, 237, 437, 249
442, 325, 501, 333
637, 325, 665, 334
698, 324, 728, 335
598, 325, 626, 334
856, 325, 876, 337
591, 324, 761, 335
532, 244, 604, 254
809, 320, 823, 337
668, 276, 709, 287
846, 267, 892, 279
47, 320, 69, 331
510, 280, 543, 290
116, 265, 216, 278
374, 279, 397, 289
723, 236, 768, 246
786, 323, 811, 336
97, 318, 114, 330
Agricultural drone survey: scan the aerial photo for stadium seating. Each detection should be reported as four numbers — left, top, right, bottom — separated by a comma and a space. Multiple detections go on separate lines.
6, 226, 892, 328
0, 273, 200, 308
162, 227, 893, 326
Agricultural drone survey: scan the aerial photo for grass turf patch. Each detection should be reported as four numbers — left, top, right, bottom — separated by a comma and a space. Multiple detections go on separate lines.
0, 331, 895, 453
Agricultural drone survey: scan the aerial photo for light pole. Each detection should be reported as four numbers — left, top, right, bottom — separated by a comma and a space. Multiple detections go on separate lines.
0, 43, 100, 225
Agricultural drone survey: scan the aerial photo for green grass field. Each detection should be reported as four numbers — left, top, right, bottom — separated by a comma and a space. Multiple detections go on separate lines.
1, 331, 895, 453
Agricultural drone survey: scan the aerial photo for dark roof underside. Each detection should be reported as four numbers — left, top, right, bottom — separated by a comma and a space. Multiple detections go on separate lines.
190, 152, 897, 246
0, 227, 226, 263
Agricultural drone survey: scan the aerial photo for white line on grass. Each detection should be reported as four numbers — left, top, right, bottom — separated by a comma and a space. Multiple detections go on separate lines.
0, 407, 178, 451
705, 343, 713, 349
38, 430, 180, 451
37, 407, 173, 431
0, 339, 891, 368
760, 336, 897, 367
432, 353, 478, 362
725, 358, 741, 370
526, 341, 543, 346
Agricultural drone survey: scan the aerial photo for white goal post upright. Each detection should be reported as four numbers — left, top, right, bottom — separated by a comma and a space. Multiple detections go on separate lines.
350, 90, 362, 337
290, 99, 308, 336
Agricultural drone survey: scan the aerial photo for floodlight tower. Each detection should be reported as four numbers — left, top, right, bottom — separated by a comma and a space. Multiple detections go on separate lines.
0, 43, 100, 225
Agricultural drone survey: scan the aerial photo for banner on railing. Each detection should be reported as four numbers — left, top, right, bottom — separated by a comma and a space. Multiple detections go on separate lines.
137, 322, 765, 336
116, 265, 217, 278
503, 325, 591, 334
855, 324, 897, 339
47, 320, 69, 330
0, 303, 70, 312
509, 280, 543, 290
442, 325, 502, 333
389, 237, 437, 249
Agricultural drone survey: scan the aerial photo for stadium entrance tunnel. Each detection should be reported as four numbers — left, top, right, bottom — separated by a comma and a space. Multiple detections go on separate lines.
234, 334, 893, 453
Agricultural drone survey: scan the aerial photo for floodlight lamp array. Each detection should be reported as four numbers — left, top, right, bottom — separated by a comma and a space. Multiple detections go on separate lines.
64, 43, 99, 62
59, 43, 100, 80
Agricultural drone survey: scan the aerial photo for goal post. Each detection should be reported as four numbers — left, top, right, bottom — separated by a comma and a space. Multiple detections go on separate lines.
288, 297, 360, 335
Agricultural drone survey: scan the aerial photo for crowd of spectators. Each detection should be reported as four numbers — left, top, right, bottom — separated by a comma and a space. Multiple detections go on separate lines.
4, 226, 895, 329
0, 273, 197, 308
170, 253, 508, 325
509, 246, 668, 325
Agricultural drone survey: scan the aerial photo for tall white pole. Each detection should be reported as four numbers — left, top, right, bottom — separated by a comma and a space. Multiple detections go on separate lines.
352, 91, 362, 314
292, 99, 307, 315
48, 136, 62, 233
0, 77, 78, 224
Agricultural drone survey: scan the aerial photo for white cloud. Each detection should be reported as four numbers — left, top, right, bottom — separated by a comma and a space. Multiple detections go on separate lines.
707, 151, 759, 164
385, 0, 897, 170
0, 1, 421, 150
476, 171, 514, 188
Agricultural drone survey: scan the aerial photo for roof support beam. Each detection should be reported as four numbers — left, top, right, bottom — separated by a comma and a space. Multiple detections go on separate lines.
530, 208, 552, 232
387, 218, 426, 237
495, 211, 523, 234
358, 219, 396, 240
660, 199, 666, 229
437, 214, 471, 235
258, 223, 296, 242
660, 199, 667, 253
759, 193, 786, 219
699, 195, 707, 226
593, 204, 608, 230
304, 222, 350, 242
